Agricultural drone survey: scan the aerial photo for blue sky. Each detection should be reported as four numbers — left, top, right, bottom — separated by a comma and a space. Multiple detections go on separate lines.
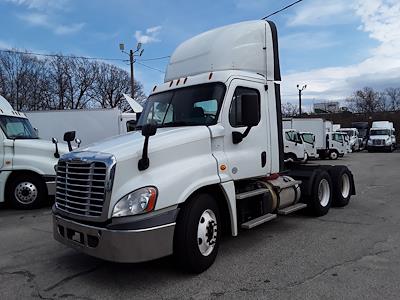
1, 0, 399, 111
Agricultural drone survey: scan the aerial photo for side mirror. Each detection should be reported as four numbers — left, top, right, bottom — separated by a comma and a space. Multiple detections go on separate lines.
34, 127, 39, 135
241, 95, 260, 127
75, 138, 81, 148
232, 94, 259, 144
141, 123, 157, 137
63, 131, 76, 152
52, 137, 60, 158
138, 123, 157, 171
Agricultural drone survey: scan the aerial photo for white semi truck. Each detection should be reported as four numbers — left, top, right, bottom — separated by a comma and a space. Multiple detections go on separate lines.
0, 95, 72, 209
337, 128, 360, 152
284, 118, 346, 160
25, 95, 142, 147
367, 121, 396, 152
52, 21, 356, 273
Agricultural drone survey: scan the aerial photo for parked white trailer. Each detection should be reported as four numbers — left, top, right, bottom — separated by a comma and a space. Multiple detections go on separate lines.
0, 95, 70, 209
367, 121, 396, 152
52, 20, 356, 273
26, 109, 137, 147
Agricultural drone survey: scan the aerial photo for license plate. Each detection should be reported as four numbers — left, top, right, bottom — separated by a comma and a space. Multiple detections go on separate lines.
67, 229, 84, 244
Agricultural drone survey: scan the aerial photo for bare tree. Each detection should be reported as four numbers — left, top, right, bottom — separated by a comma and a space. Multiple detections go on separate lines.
281, 102, 299, 117
346, 87, 386, 113
385, 87, 400, 111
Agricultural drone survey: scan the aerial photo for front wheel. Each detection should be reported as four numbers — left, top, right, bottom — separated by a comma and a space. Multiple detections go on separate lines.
7, 174, 47, 209
329, 150, 339, 160
174, 193, 221, 273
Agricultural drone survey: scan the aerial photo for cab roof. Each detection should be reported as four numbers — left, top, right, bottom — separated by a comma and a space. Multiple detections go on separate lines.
0, 95, 27, 118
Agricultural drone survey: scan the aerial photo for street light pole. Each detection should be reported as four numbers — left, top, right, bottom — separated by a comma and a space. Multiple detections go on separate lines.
120, 42, 144, 99
297, 84, 307, 116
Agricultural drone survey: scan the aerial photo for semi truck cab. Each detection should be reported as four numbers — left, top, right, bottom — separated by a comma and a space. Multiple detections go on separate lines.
0, 95, 69, 209
52, 20, 356, 273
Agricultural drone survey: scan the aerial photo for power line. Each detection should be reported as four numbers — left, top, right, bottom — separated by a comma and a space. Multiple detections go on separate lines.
136, 61, 165, 73
261, 0, 303, 20
0, 48, 170, 63
138, 55, 170, 62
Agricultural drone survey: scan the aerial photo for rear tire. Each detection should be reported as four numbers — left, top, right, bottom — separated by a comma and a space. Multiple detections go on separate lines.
329, 166, 352, 207
7, 174, 47, 209
306, 171, 333, 216
174, 193, 221, 273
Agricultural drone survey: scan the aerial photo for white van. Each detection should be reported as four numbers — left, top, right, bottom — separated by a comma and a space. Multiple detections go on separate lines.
0, 95, 69, 209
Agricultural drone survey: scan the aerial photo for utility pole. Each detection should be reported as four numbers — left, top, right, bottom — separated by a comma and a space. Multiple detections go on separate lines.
297, 84, 307, 116
120, 42, 144, 99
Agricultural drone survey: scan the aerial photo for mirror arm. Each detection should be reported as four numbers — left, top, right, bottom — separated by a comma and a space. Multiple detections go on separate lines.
53, 142, 60, 158
138, 136, 150, 171
232, 126, 252, 144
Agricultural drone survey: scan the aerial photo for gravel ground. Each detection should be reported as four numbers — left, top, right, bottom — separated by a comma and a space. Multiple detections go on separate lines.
0, 151, 399, 300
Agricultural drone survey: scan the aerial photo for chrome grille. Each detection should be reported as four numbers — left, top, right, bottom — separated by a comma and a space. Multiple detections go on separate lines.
55, 160, 107, 218
373, 139, 384, 145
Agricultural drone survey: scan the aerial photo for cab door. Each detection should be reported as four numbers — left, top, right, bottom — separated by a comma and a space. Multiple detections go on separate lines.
0, 131, 4, 169
220, 79, 270, 180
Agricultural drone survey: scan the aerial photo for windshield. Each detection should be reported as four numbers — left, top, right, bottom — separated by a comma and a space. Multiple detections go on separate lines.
0, 116, 38, 139
285, 131, 302, 143
332, 133, 343, 142
301, 133, 314, 144
370, 129, 390, 136
339, 130, 355, 137
137, 83, 226, 128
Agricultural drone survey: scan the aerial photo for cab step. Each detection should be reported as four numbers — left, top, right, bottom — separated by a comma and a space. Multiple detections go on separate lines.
236, 188, 269, 200
277, 203, 307, 215
241, 213, 277, 229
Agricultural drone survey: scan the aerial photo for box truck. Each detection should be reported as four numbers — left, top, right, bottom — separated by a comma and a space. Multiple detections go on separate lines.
337, 128, 360, 152
283, 129, 307, 162
300, 132, 318, 159
52, 20, 356, 273
0, 95, 72, 209
284, 118, 346, 159
367, 121, 396, 152
25, 94, 142, 146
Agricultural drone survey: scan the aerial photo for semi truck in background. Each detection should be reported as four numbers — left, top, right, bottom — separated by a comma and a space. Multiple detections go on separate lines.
367, 121, 396, 152
0, 95, 72, 209
25, 94, 142, 146
283, 118, 346, 160
52, 20, 356, 273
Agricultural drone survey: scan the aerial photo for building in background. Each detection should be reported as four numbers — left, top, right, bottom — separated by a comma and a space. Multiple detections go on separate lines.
313, 101, 340, 113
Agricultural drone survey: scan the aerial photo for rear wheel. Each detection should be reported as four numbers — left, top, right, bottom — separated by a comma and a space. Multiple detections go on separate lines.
306, 171, 332, 216
174, 193, 220, 273
330, 166, 352, 207
7, 174, 47, 209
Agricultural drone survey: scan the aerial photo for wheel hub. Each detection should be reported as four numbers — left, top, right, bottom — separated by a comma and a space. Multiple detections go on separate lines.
318, 179, 330, 207
197, 209, 218, 256
15, 182, 38, 205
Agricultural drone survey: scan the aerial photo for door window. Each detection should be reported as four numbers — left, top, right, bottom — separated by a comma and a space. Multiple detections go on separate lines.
229, 87, 260, 128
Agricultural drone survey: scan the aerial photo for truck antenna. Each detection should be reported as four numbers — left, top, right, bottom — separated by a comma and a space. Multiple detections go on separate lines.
261, 0, 303, 20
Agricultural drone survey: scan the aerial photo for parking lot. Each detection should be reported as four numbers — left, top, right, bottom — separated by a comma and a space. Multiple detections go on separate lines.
1, 151, 400, 300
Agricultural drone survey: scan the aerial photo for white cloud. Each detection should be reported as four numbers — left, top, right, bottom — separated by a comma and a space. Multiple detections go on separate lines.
18, 12, 85, 35
135, 26, 162, 44
4, 0, 69, 10
282, 0, 400, 104
288, 0, 354, 27
280, 32, 339, 50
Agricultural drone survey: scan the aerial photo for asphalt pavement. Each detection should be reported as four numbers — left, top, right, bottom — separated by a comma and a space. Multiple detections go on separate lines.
1, 151, 400, 299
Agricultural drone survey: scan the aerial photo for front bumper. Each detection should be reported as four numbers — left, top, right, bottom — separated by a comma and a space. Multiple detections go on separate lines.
53, 213, 176, 263
367, 145, 391, 151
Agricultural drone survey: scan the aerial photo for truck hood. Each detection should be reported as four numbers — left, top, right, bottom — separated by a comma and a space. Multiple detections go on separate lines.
82, 126, 212, 161
13, 138, 69, 156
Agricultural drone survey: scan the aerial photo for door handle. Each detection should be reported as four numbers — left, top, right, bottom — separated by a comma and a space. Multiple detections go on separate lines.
261, 151, 267, 167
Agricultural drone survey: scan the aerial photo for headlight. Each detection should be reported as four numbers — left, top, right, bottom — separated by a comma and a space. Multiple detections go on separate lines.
386, 138, 391, 145
112, 187, 157, 218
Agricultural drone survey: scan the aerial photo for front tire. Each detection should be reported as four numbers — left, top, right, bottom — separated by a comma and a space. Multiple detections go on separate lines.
329, 150, 339, 160
7, 174, 47, 209
174, 193, 221, 273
